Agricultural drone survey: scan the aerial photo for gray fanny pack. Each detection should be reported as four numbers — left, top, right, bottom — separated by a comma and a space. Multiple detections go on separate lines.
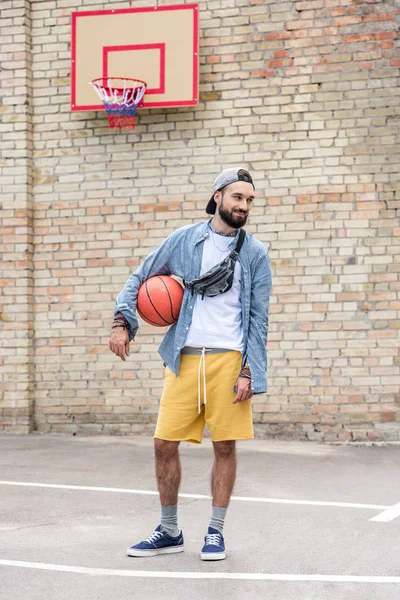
183, 229, 246, 300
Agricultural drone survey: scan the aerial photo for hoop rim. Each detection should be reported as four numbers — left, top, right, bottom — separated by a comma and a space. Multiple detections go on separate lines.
91, 77, 147, 90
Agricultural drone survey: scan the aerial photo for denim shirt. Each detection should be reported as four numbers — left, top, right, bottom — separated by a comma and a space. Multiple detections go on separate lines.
114, 220, 272, 394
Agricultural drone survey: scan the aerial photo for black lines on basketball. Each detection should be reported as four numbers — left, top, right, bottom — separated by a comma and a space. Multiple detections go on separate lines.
137, 308, 162, 327
157, 275, 176, 322
144, 279, 170, 326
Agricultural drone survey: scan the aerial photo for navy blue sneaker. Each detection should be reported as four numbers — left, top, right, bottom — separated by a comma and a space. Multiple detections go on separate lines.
200, 526, 226, 561
127, 525, 184, 557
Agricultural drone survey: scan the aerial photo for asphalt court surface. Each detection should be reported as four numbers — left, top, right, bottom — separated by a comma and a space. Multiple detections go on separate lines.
0, 435, 399, 600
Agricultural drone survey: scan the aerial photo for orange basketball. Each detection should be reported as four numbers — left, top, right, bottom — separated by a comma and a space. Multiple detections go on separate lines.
137, 276, 184, 327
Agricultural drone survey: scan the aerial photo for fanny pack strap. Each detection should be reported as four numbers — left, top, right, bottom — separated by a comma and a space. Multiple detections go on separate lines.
235, 228, 246, 255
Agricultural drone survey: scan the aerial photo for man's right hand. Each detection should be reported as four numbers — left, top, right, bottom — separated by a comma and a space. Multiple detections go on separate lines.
109, 327, 130, 361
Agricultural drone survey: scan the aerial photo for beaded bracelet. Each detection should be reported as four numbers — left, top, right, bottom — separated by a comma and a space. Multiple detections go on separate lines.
113, 316, 128, 323
239, 371, 251, 379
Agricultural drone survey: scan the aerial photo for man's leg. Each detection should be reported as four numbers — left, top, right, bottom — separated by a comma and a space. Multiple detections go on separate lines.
211, 440, 237, 508
155, 438, 181, 536
126, 438, 183, 557
211, 440, 237, 531
154, 438, 181, 503
201, 440, 236, 561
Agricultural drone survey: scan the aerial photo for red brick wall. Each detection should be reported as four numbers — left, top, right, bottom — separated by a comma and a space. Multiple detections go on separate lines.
0, 0, 34, 433
0, 0, 399, 441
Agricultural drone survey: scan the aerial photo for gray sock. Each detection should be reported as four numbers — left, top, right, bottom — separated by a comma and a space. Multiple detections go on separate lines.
160, 504, 179, 537
209, 506, 227, 534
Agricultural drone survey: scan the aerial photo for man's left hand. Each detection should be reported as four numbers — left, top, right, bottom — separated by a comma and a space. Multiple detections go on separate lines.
233, 376, 253, 404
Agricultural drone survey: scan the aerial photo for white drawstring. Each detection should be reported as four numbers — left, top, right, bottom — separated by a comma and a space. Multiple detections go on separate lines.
197, 347, 208, 414
203, 348, 207, 409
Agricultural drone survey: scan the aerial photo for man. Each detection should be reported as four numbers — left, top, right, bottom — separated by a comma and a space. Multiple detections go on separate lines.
109, 167, 272, 561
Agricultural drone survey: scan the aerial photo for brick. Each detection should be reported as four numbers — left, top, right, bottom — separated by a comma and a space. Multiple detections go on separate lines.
364, 13, 395, 23
344, 34, 373, 43
333, 16, 362, 26
286, 20, 314, 30
295, 1, 324, 9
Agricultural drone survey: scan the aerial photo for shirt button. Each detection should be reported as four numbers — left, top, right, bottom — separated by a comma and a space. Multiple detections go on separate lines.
190, 306, 193, 309
177, 346, 180, 350
186, 327, 189, 330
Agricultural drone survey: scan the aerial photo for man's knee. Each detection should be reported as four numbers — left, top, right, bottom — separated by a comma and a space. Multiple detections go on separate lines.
154, 438, 180, 460
213, 440, 236, 459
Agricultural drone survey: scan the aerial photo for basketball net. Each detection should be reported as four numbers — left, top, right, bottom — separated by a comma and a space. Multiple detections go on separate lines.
90, 77, 147, 129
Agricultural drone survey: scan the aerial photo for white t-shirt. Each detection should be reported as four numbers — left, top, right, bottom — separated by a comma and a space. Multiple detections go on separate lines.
184, 229, 243, 351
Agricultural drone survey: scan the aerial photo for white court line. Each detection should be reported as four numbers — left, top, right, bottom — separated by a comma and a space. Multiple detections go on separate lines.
0, 480, 389, 511
0, 560, 399, 583
370, 502, 400, 523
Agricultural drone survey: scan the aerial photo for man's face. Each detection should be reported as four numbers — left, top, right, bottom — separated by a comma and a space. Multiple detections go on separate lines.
214, 181, 254, 229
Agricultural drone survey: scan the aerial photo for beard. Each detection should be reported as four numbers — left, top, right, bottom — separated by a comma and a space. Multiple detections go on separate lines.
218, 200, 248, 229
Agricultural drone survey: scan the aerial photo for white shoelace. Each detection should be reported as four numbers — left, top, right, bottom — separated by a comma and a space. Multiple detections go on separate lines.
197, 347, 209, 414
145, 530, 163, 545
205, 533, 222, 546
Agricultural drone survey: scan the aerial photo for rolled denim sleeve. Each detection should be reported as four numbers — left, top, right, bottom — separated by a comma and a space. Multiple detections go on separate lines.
114, 235, 173, 341
246, 252, 272, 394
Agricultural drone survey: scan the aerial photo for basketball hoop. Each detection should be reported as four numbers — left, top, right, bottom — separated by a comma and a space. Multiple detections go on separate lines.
89, 77, 147, 129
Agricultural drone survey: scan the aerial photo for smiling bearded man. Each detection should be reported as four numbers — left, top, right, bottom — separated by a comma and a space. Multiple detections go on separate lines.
109, 167, 272, 562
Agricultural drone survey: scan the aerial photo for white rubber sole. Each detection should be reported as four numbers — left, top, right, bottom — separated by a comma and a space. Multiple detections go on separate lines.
127, 545, 184, 557
200, 551, 226, 561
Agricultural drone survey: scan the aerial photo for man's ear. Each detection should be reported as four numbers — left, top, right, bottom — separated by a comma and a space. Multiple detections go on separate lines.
214, 190, 222, 210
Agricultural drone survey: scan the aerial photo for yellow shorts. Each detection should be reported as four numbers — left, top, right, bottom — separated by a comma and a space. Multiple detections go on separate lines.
154, 349, 254, 444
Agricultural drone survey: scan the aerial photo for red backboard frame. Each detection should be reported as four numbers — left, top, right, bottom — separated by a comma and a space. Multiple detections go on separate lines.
71, 4, 199, 111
